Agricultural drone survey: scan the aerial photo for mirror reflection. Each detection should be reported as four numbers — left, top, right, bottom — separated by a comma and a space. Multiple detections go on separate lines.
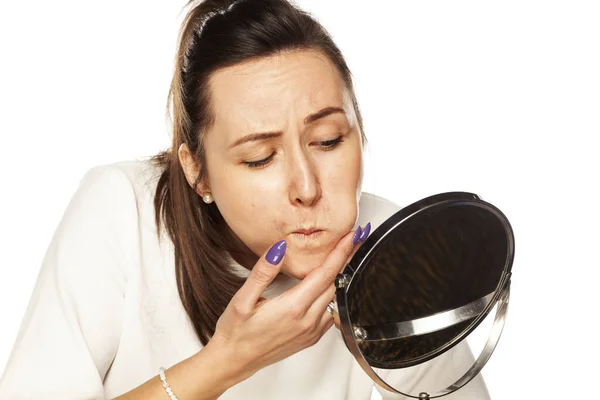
346, 203, 510, 369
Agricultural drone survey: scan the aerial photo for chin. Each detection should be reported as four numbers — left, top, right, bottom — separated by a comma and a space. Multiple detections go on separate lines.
275, 227, 351, 279
280, 246, 332, 280
281, 264, 316, 280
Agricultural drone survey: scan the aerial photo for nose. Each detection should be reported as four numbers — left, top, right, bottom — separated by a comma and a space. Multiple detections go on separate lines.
287, 148, 322, 207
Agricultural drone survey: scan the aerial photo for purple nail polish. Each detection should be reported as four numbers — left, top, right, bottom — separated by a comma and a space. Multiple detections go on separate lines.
359, 222, 371, 243
266, 240, 286, 265
352, 226, 362, 246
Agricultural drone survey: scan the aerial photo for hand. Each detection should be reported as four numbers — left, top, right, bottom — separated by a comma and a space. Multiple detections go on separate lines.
210, 225, 369, 384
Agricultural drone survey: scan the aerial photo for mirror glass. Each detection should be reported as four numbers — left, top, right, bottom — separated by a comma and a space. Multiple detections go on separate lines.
339, 194, 514, 396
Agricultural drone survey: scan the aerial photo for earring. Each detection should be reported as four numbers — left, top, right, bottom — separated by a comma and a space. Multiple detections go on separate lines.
202, 193, 214, 204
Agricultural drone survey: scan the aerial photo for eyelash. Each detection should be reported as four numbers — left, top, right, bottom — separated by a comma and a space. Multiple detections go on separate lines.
243, 136, 345, 169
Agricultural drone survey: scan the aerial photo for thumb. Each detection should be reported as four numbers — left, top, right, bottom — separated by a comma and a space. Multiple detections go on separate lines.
230, 240, 287, 315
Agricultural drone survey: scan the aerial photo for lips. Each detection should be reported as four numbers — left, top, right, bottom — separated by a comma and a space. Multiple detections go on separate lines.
293, 228, 323, 235
290, 227, 325, 247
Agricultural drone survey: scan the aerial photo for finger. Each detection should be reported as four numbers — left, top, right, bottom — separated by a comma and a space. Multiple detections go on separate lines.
304, 310, 334, 349
230, 240, 287, 315
305, 283, 336, 323
255, 296, 268, 311
323, 222, 371, 284
332, 308, 341, 330
317, 307, 335, 336
341, 223, 371, 272
309, 223, 372, 326
305, 225, 365, 296
284, 226, 361, 308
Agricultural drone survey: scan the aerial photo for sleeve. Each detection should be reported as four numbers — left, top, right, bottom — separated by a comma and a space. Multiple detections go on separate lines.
0, 165, 140, 400
357, 192, 402, 229
374, 334, 491, 399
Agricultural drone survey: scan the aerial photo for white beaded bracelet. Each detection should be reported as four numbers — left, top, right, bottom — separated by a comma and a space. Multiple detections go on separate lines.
158, 367, 179, 400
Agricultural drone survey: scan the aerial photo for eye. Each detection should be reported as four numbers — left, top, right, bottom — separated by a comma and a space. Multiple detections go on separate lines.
242, 136, 344, 169
317, 135, 344, 150
243, 152, 275, 169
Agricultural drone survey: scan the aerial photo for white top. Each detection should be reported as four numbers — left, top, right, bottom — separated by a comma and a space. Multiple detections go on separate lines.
0, 160, 490, 400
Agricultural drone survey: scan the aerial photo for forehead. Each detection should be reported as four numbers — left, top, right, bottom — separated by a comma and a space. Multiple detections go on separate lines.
207, 49, 348, 136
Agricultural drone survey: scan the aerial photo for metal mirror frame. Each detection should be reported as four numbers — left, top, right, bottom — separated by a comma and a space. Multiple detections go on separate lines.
333, 192, 515, 399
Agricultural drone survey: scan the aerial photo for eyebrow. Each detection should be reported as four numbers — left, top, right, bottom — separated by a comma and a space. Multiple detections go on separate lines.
228, 106, 346, 149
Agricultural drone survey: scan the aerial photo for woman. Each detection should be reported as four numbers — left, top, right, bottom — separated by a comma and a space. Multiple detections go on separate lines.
0, 0, 490, 398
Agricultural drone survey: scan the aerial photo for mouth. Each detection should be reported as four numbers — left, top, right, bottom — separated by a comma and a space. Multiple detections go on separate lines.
293, 227, 322, 235
291, 228, 324, 241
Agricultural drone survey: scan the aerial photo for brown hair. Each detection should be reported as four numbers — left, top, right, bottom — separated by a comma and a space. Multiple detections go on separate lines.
152, 0, 366, 345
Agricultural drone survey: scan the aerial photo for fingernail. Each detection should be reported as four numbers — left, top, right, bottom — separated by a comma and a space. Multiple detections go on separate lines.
359, 222, 371, 243
352, 226, 362, 246
266, 240, 286, 265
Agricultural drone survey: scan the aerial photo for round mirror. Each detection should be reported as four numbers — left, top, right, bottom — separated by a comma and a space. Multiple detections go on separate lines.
335, 192, 514, 398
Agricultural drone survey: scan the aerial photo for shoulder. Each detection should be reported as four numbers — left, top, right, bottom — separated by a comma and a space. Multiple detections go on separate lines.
50, 158, 165, 279
357, 192, 402, 231
77, 158, 161, 202
72, 158, 165, 226
59, 158, 162, 238
61, 158, 164, 245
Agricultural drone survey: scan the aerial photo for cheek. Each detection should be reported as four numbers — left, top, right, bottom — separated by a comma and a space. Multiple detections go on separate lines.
329, 135, 362, 185
207, 139, 363, 265
210, 167, 283, 251
321, 142, 362, 212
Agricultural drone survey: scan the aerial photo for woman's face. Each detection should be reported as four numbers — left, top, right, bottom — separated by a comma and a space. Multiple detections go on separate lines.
194, 49, 363, 279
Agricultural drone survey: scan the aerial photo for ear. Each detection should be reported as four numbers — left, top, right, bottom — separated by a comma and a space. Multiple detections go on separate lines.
178, 143, 210, 194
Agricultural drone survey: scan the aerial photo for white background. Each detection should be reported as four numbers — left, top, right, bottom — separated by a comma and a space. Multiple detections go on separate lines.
1, 1, 598, 399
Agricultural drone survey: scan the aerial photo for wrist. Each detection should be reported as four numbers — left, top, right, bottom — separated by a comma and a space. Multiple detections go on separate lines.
197, 334, 253, 393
